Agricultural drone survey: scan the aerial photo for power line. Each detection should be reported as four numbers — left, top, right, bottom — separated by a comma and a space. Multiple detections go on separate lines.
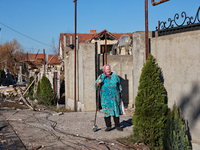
0, 22, 52, 48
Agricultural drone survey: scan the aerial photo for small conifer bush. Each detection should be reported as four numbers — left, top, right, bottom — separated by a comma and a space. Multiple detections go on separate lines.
40, 74, 54, 105
28, 76, 35, 100
163, 104, 191, 150
36, 80, 41, 99
132, 54, 168, 149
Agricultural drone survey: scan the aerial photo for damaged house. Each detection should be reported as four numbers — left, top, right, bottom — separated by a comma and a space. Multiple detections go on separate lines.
58, 29, 134, 111
23, 53, 61, 100
59, 29, 132, 69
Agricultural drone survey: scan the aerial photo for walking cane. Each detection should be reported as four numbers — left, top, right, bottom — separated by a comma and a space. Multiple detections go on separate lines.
93, 84, 100, 132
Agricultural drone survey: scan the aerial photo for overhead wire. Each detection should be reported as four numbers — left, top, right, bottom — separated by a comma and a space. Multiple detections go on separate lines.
0, 21, 52, 48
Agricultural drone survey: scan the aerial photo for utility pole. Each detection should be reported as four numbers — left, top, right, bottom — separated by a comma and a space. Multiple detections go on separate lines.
145, 0, 148, 60
73, 0, 77, 112
0, 28, 3, 69
105, 31, 107, 65
0, 28, 1, 69
43, 49, 45, 75
0, 28, 1, 45
145, 0, 169, 60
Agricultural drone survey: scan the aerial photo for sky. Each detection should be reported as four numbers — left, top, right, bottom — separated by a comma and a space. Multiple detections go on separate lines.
0, 0, 199, 56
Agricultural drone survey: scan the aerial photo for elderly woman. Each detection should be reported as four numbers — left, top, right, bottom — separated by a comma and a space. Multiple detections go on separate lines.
94, 64, 123, 131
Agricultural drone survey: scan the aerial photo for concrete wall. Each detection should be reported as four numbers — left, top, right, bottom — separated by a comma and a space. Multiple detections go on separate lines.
132, 30, 200, 143
65, 43, 96, 112
79, 43, 96, 111
132, 31, 152, 106
151, 30, 200, 142
65, 42, 133, 111
98, 55, 134, 108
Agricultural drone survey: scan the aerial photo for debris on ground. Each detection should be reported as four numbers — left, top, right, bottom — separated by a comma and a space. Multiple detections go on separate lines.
0, 133, 4, 138
34, 108, 45, 111
6, 119, 22, 121
12, 110, 18, 116
1, 140, 7, 144
33, 145, 44, 150
99, 141, 105, 144
52, 112, 63, 116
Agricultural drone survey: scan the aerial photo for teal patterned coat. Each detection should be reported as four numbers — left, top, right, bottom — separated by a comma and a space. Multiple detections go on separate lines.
94, 72, 122, 117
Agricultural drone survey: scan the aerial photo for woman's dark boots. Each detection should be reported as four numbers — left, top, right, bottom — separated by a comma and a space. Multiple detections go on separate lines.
104, 116, 112, 132
104, 116, 123, 132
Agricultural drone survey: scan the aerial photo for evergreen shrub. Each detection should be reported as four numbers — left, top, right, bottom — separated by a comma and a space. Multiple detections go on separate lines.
28, 76, 35, 100
36, 80, 41, 99
132, 54, 168, 149
40, 74, 55, 105
163, 104, 191, 150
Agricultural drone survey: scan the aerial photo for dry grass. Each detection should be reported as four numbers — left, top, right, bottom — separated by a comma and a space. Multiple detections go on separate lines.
117, 135, 136, 149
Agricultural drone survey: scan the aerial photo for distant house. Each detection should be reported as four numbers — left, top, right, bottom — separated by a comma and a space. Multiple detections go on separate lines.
23, 53, 46, 70
90, 29, 132, 55
59, 29, 132, 60
47, 54, 61, 70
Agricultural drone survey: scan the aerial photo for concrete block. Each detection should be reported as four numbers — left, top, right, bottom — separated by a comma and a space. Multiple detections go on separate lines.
67, 98, 84, 112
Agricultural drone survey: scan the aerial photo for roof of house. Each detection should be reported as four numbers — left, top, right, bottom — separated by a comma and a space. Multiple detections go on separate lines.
24, 53, 46, 63
23, 53, 46, 69
112, 33, 133, 39
59, 33, 95, 46
48, 54, 60, 65
90, 29, 118, 41
59, 29, 132, 53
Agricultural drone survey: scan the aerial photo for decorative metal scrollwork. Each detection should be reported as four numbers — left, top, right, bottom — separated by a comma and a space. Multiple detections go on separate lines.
156, 6, 200, 30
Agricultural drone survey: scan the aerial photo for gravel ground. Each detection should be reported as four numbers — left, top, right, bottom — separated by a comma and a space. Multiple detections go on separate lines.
0, 97, 135, 150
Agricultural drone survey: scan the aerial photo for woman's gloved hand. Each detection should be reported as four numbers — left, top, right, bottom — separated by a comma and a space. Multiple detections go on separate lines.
97, 79, 102, 86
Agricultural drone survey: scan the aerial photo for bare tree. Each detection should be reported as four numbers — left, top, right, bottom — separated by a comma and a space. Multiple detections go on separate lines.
50, 37, 59, 54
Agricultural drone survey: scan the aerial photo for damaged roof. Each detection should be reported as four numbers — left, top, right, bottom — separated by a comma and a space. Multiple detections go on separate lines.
22, 53, 46, 69
59, 29, 132, 53
48, 54, 60, 65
